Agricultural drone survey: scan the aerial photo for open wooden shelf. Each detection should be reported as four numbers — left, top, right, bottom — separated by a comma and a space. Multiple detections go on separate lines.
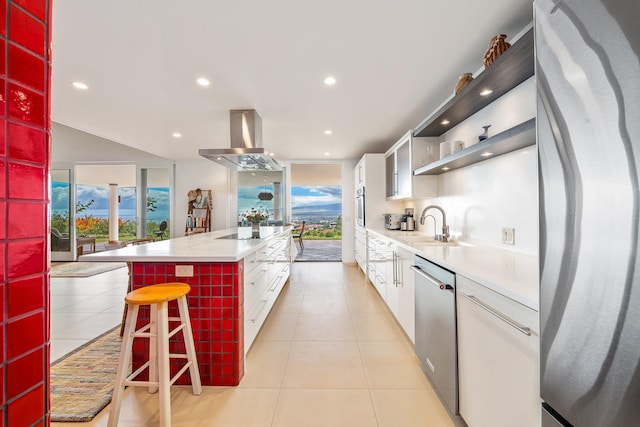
414, 118, 535, 176
413, 28, 534, 138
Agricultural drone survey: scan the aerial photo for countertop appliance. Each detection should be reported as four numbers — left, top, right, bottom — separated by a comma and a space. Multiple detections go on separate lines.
411, 256, 460, 421
537, 1, 640, 425
384, 213, 403, 230
355, 187, 365, 227
404, 208, 415, 231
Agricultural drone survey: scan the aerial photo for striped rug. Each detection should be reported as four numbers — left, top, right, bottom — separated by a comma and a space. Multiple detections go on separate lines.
50, 327, 122, 422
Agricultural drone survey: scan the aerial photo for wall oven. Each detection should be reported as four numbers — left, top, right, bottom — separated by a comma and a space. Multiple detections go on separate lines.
355, 187, 365, 227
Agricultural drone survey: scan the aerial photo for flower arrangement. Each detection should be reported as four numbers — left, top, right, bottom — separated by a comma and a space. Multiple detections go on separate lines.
242, 209, 269, 224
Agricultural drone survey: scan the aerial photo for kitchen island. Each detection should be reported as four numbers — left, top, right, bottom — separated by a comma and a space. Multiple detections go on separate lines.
80, 226, 293, 386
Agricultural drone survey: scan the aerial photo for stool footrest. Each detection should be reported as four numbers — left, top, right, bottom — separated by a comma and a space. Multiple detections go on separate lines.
168, 323, 185, 339
169, 361, 193, 387
123, 361, 194, 389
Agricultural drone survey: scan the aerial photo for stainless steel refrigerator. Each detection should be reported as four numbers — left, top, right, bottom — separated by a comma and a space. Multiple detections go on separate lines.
537, 0, 640, 425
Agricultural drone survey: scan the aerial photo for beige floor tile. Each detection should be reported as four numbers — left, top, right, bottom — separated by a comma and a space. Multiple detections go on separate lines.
342, 276, 371, 295
370, 389, 455, 427
300, 295, 350, 314
240, 341, 291, 388
293, 313, 355, 341
303, 281, 345, 296
280, 280, 307, 296
346, 293, 390, 314
256, 313, 298, 341
282, 341, 368, 388
359, 341, 431, 389
271, 294, 303, 314
171, 387, 280, 427
351, 313, 406, 341
272, 389, 378, 427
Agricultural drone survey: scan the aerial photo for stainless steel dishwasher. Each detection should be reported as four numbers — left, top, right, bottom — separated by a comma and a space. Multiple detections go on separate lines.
411, 255, 459, 419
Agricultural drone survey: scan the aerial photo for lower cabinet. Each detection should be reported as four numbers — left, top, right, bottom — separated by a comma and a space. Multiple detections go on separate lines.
366, 231, 415, 343
355, 226, 367, 273
456, 274, 540, 427
244, 232, 292, 354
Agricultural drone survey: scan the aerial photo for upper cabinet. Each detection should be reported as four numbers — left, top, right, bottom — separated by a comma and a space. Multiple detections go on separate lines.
412, 27, 535, 176
385, 131, 438, 200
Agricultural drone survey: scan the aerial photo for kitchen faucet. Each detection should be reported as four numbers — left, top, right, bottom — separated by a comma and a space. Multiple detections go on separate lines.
423, 214, 437, 239
419, 205, 450, 242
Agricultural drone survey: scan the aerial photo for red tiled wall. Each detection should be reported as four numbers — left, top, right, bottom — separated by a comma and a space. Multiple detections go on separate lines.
1, 1, 51, 426
130, 261, 245, 386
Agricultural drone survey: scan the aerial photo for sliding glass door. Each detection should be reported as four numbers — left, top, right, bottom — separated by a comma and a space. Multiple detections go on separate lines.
50, 166, 76, 261
137, 165, 173, 239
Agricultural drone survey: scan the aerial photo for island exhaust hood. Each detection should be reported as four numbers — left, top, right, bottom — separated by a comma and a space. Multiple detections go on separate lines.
199, 109, 281, 171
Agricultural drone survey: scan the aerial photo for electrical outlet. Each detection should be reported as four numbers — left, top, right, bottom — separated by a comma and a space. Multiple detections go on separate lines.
175, 265, 194, 277
501, 227, 515, 245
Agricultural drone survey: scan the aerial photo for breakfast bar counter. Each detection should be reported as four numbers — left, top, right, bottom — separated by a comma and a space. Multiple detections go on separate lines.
80, 226, 293, 386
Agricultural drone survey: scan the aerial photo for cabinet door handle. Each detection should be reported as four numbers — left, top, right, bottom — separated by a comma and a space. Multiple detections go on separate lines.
249, 299, 269, 323
460, 292, 532, 336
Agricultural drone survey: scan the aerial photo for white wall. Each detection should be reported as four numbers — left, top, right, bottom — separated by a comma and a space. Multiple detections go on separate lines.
342, 158, 357, 263
174, 159, 231, 237
403, 77, 538, 255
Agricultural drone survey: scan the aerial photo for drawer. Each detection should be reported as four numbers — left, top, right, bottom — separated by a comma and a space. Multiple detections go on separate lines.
245, 267, 268, 308
457, 275, 539, 335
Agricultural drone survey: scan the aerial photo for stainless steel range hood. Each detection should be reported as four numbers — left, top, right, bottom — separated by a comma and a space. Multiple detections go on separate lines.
199, 109, 281, 171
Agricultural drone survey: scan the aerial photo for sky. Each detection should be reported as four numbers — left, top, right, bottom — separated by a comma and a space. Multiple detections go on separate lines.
51, 182, 170, 222
238, 185, 342, 221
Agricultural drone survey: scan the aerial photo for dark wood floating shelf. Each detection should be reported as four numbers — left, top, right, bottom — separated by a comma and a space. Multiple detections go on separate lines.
414, 118, 536, 176
413, 28, 534, 138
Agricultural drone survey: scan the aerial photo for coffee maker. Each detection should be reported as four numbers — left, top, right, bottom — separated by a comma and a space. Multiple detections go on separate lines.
402, 208, 415, 231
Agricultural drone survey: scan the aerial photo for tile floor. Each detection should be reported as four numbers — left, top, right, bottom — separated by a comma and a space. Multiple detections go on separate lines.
51, 265, 130, 362
51, 262, 454, 427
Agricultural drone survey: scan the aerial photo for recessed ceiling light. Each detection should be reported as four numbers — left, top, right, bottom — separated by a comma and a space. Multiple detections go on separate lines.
196, 77, 210, 87
269, 152, 275, 156
442, 167, 450, 171
324, 76, 336, 86
481, 152, 494, 157
480, 89, 493, 96
324, 152, 331, 156
324, 130, 333, 135
172, 132, 182, 138
72, 81, 89, 90
441, 119, 450, 125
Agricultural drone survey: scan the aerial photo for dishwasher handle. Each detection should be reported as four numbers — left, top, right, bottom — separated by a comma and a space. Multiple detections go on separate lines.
410, 265, 453, 291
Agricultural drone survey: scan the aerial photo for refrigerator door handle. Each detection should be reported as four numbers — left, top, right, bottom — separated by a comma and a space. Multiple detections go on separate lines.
460, 292, 532, 336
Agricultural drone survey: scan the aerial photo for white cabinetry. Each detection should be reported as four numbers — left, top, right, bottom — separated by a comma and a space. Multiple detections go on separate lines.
244, 231, 292, 354
385, 131, 438, 200
354, 226, 367, 273
354, 154, 402, 230
456, 274, 540, 427
367, 231, 415, 343
393, 245, 415, 343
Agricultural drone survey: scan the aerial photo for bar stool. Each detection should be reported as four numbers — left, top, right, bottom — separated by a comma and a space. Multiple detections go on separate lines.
108, 283, 202, 427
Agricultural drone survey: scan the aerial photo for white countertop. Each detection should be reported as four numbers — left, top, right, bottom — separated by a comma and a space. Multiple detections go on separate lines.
79, 226, 292, 263
367, 228, 539, 311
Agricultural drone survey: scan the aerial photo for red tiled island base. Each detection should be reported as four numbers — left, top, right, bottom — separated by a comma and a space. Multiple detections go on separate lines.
129, 261, 245, 386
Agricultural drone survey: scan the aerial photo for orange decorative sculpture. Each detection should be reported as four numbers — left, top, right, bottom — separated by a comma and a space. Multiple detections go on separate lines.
483, 34, 511, 68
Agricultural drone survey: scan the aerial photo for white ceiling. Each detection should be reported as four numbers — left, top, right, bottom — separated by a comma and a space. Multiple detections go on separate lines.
51, 0, 533, 163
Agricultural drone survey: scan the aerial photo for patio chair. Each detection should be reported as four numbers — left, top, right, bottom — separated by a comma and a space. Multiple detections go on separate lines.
154, 221, 168, 240
291, 221, 305, 249
51, 227, 70, 251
